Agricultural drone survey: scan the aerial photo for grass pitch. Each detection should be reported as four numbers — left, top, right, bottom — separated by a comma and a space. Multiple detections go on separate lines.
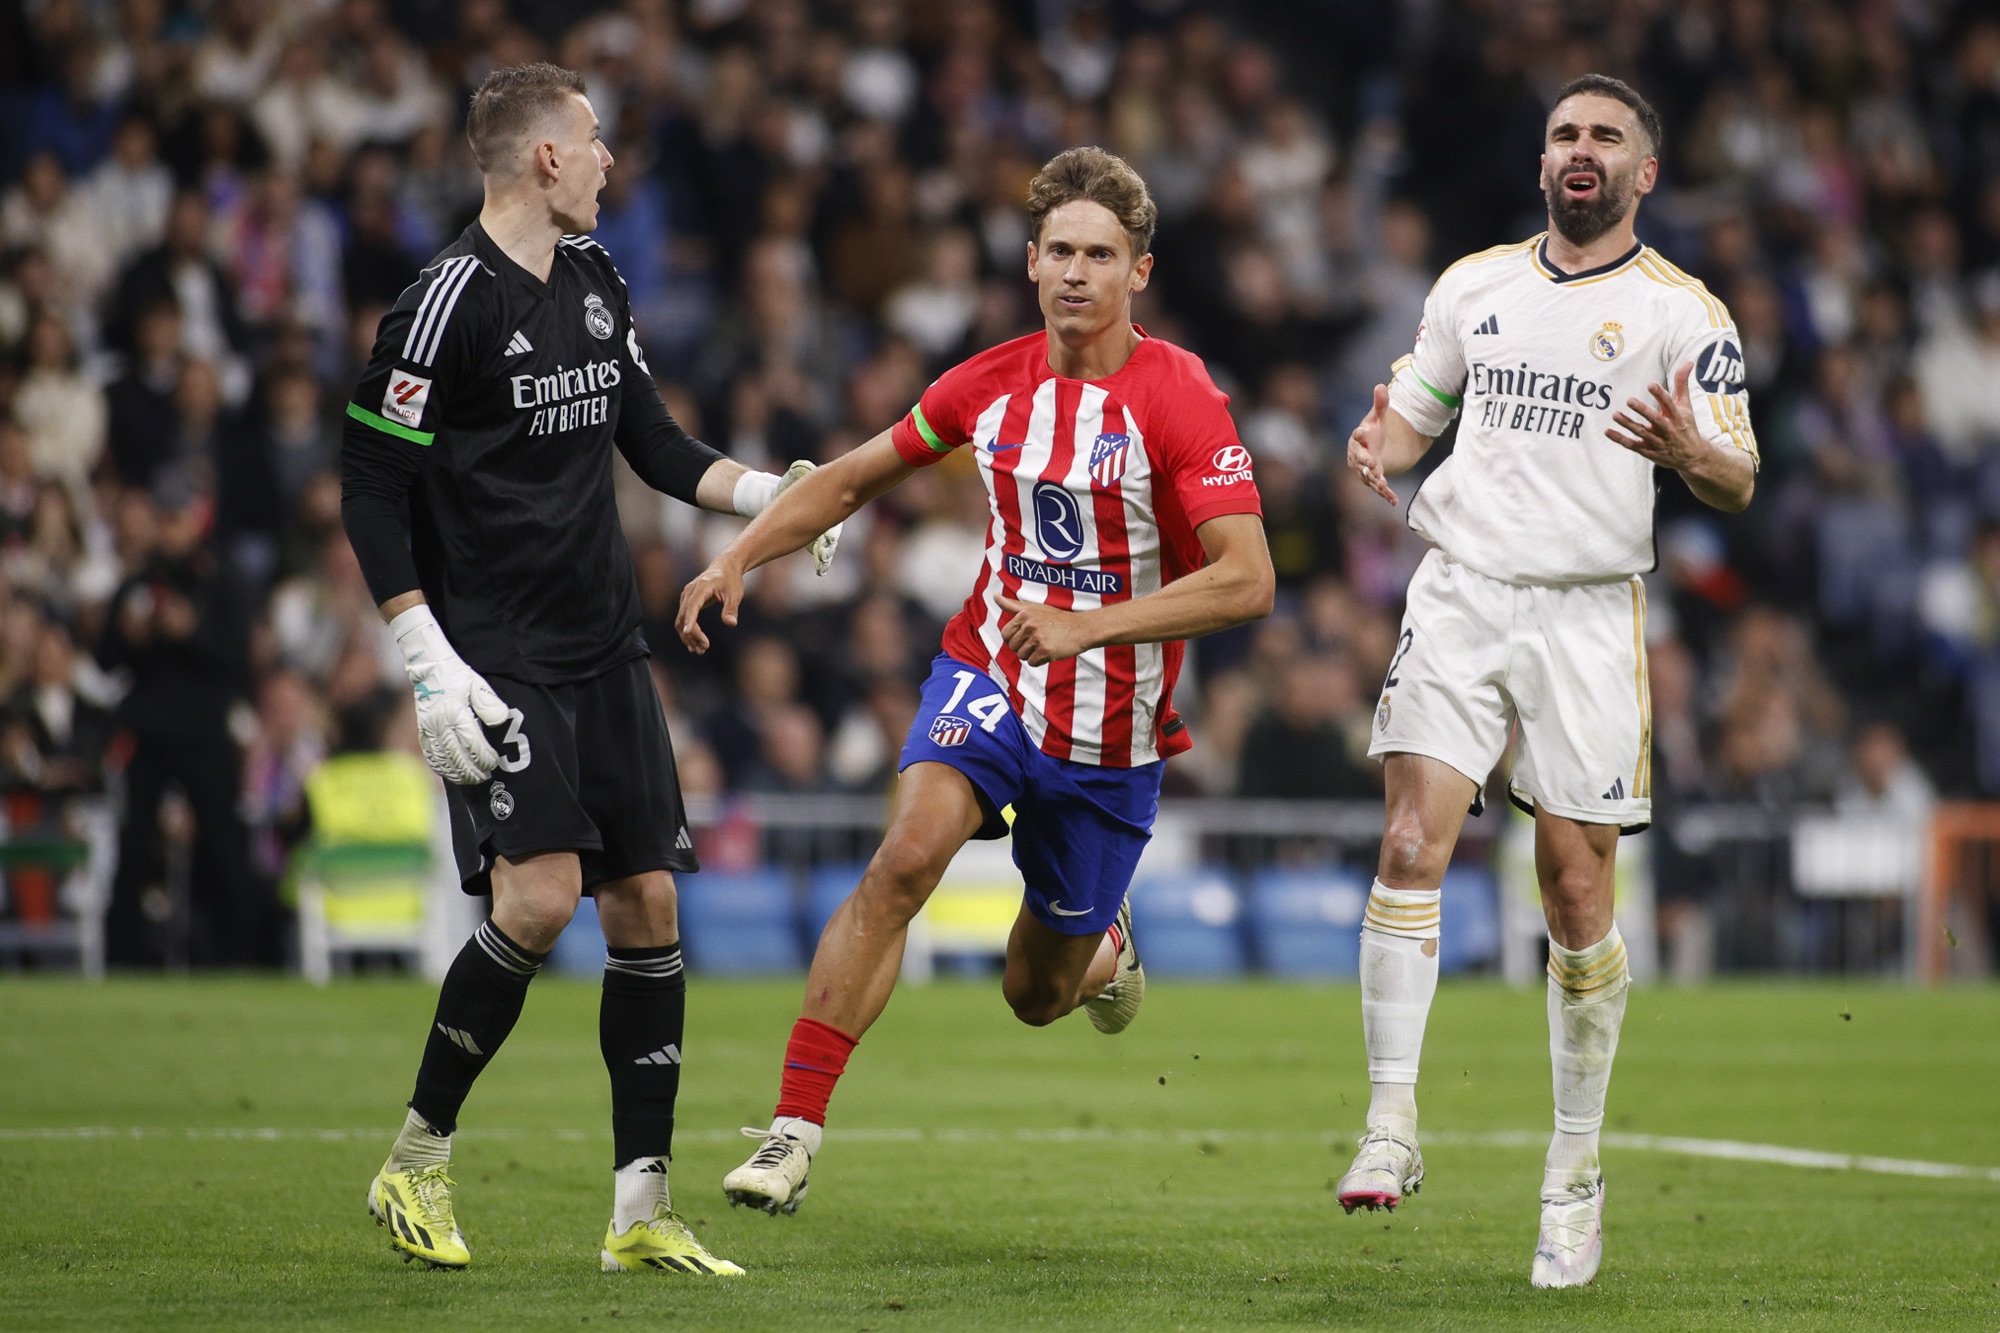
1, 976, 1996, 1330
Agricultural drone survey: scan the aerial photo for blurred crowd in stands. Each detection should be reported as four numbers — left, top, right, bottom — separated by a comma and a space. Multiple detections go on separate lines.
0, 0, 1992, 964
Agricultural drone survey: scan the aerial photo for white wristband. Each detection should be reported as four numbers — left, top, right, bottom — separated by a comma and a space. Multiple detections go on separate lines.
733, 470, 781, 518
387, 603, 455, 674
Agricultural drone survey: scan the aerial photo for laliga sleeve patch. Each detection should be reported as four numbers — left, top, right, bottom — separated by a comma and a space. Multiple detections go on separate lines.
382, 372, 434, 429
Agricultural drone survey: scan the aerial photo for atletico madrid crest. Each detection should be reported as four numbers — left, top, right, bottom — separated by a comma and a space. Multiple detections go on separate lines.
929, 715, 972, 748
1089, 432, 1131, 487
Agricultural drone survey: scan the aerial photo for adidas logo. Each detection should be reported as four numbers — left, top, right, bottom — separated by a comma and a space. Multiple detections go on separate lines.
634, 1044, 682, 1066
1603, 777, 1625, 801
505, 330, 533, 356
674, 827, 694, 851
1474, 314, 1500, 335
437, 1023, 484, 1056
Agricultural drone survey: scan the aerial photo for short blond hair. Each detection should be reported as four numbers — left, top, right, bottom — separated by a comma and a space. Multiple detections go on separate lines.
466, 62, 587, 174
1025, 147, 1157, 256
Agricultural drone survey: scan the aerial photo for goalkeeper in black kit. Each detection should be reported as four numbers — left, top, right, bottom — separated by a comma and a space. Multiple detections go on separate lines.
341, 62, 838, 1276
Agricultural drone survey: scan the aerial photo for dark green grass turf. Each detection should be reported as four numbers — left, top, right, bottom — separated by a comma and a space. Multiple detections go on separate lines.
2, 977, 1997, 1330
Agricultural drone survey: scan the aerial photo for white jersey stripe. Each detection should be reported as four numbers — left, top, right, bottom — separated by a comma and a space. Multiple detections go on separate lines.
971, 394, 1015, 683
1005, 381, 1061, 752
405, 256, 474, 365
1066, 384, 1110, 760
414, 258, 479, 368
1119, 407, 1164, 761
401, 256, 473, 362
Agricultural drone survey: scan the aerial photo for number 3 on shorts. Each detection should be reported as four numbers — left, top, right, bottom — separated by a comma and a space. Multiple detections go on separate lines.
497, 708, 533, 772
943, 670, 1010, 734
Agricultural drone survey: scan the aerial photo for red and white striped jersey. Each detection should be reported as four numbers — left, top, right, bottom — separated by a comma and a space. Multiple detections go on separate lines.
890, 331, 1262, 768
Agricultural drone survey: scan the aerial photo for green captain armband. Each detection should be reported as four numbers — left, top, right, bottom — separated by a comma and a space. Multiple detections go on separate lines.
346, 401, 435, 446
910, 403, 953, 454
1411, 371, 1462, 409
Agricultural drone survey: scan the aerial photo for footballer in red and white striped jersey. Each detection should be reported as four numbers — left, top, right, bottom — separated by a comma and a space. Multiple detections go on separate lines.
683, 151, 1276, 1202
889, 330, 1261, 769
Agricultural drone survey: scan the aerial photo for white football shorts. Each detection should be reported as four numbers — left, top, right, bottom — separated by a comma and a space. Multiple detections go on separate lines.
1366, 549, 1652, 829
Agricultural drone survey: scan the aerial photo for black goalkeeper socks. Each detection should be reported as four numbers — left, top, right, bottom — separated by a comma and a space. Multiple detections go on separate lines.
409, 920, 546, 1134
600, 943, 686, 1166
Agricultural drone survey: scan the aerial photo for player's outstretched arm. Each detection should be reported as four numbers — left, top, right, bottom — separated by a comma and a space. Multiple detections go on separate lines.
1346, 383, 1435, 507
1607, 361, 1755, 513
617, 387, 845, 571
676, 428, 916, 653
997, 513, 1275, 667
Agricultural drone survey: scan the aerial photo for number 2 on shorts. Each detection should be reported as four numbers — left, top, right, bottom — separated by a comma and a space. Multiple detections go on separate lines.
1385, 629, 1414, 688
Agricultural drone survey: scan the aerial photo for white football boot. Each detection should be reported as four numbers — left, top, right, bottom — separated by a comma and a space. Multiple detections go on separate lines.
1083, 895, 1144, 1034
1531, 1175, 1606, 1288
722, 1117, 818, 1215
1335, 1124, 1424, 1213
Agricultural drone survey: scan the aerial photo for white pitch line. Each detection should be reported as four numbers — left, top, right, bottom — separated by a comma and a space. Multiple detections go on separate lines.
2, 1125, 1996, 1183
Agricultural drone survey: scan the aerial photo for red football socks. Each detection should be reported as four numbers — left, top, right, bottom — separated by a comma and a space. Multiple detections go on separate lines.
774, 1017, 859, 1124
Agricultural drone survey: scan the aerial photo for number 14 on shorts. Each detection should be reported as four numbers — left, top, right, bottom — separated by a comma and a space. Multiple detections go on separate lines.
939, 671, 1010, 736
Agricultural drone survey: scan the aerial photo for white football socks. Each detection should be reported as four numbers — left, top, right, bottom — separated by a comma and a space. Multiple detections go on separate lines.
613, 1156, 672, 1233
387, 1107, 451, 1172
770, 1114, 824, 1156
1545, 924, 1630, 1185
1359, 880, 1442, 1133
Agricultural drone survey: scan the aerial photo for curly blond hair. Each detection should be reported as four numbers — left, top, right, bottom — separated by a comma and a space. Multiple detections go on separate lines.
1025, 147, 1157, 256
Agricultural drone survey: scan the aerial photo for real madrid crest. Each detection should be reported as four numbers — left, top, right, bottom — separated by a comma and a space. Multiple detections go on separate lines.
583, 292, 614, 340
1591, 320, 1625, 361
489, 779, 515, 821
1377, 693, 1393, 732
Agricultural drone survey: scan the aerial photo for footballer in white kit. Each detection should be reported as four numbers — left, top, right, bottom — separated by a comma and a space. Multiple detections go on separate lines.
1336, 75, 1757, 1288
1371, 221, 1755, 826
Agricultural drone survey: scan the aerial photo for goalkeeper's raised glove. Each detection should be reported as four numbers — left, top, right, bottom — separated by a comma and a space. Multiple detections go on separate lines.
389, 603, 511, 785
733, 461, 844, 576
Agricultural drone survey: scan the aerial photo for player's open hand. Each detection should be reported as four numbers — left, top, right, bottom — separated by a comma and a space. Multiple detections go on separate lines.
1347, 383, 1399, 507
997, 595, 1093, 666
1608, 361, 1710, 471
676, 563, 746, 655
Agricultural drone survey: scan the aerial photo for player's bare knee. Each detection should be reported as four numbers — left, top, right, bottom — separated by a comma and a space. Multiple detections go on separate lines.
1378, 811, 1445, 887
1543, 865, 1609, 916
503, 896, 577, 952
1005, 984, 1069, 1027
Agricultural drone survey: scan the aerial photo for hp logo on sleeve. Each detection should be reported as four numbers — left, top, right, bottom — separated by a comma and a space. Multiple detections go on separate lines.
1694, 337, 1746, 394
1032, 481, 1085, 562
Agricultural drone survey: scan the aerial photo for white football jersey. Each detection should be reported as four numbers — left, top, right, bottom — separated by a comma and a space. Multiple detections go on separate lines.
1386, 235, 1757, 585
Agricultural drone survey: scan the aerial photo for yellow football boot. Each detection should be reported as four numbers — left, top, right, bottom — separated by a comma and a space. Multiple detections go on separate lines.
368, 1163, 471, 1269
601, 1206, 746, 1275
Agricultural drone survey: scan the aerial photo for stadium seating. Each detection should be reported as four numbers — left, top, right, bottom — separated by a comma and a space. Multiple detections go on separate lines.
546, 893, 606, 977
1245, 866, 1370, 977
1816, 499, 1910, 628
675, 869, 805, 975
805, 864, 868, 950
1129, 869, 1248, 976
1437, 865, 1501, 974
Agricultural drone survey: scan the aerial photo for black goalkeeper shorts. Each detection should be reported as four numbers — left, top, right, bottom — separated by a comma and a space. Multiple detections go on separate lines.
444, 655, 699, 895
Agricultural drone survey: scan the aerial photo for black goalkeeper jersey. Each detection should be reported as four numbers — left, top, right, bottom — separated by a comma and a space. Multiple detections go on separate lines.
341, 222, 719, 684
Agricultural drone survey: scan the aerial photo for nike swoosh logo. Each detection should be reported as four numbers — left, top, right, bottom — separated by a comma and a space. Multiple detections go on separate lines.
986, 441, 1027, 453
1047, 902, 1092, 917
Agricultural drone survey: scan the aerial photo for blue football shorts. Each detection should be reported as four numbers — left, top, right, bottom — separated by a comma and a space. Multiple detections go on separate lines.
897, 653, 1163, 936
